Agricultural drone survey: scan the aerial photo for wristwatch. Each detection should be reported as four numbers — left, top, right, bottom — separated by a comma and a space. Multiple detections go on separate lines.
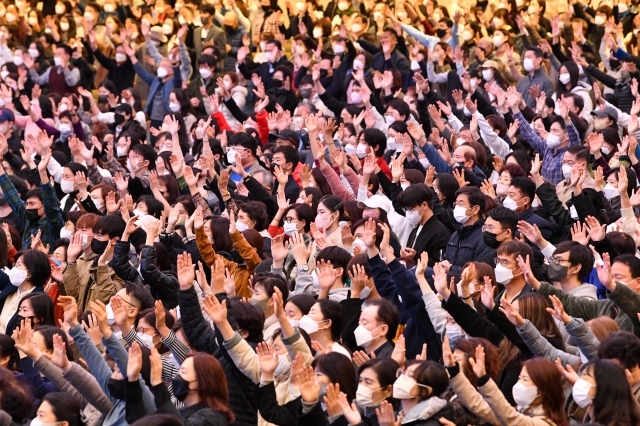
297, 264, 309, 272
243, 173, 252, 181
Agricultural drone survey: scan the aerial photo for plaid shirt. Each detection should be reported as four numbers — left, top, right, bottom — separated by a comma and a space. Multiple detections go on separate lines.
0, 171, 64, 248
514, 112, 581, 185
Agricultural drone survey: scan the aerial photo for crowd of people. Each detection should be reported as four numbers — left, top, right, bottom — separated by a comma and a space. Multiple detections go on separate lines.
0, 0, 640, 424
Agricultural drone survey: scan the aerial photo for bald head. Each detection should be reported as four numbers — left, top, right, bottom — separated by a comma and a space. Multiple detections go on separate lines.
453, 146, 476, 169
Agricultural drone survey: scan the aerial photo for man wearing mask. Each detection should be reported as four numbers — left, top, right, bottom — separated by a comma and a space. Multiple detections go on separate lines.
25, 44, 79, 96
271, 145, 301, 203
491, 241, 534, 302
266, 66, 297, 113
372, 30, 411, 73
441, 187, 493, 274
0, 148, 63, 249
504, 177, 555, 241
510, 91, 581, 185
193, 5, 226, 67
397, 184, 451, 264
543, 241, 597, 299
237, 39, 293, 89
122, 41, 181, 138
512, 47, 553, 109
556, 146, 594, 207
107, 104, 146, 143
187, 54, 219, 117
227, 133, 269, 183
223, 11, 246, 72
297, 75, 334, 117
0, 109, 21, 155
64, 214, 126, 312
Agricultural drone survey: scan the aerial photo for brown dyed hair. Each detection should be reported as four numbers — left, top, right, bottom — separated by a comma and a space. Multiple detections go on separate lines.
189, 353, 235, 423
499, 163, 527, 181
454, 337, 501, 386
587, 316, 619, 342
75, 213, 100, 230
523, 357, 569, 426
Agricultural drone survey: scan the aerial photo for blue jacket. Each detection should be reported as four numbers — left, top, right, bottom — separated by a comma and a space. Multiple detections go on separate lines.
444, 219, 495, 274
133, 62, 182, 117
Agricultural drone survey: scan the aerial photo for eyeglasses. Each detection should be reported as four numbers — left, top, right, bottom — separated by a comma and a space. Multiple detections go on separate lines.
550, 257, 570, 266
493, 258, 512, 267
284, 217, 299, 223
135, 327, 157, 335
482, 225, 503, 233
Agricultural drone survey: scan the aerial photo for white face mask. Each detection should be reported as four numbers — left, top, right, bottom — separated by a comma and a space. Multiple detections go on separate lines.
512, 381, 538, 409
502, 196, 521, 211
353, 59, 364, 70
494, 264, 519, 285
572, 378, 595, 408
492, 34, 504, 47
406, 207, 423, 226
58, 123, 71, 133
354, 324, 383, 348
133, 208, 146, 219
116, 53, 127, 62
523, 58, 535, 72
392, 374, 426, 400
60, 21, 70, 31
157, 67, 168, 78
453, 205, 470, 224
546, 133, 562, 148
559, 73, 571, 85
297, 315, 323, 334
482, 68, 493, 81
137, 332, 156, 348
352, 238, 367, 253
274, 353, 290, 376
169, 102, 181, 112
356, 143, 368, 158
60, 179, 76, 193
313, 28, 323, 38
13, 55, 24, 66
351, 23, 362, 33
7, 267, 28, 286
462, 30, 473, 41
235, 220, 249, 232
595, 15, 606, 25
359, 283, 372, 299
401, 182, 410, 190
60, 227, 73, 239
562, 164, 573, 179
333, 44, 345, 55
496, 183, 509, 197
603, 184, 620, 200
283, 221, 301, 236
28, 48, 39, 58
410, 60, 421, 71
92, 197, 104, 210
445, 324, 463, 340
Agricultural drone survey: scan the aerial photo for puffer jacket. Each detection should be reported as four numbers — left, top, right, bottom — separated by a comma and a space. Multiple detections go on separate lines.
63, 253, 124, 312
140, 245, 179, 309
443, 219, 495, 275
111, 240, 141, 283
178, 286, 258, 426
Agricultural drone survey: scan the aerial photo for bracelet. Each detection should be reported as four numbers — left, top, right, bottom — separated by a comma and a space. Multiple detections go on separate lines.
460, 295, 472, 300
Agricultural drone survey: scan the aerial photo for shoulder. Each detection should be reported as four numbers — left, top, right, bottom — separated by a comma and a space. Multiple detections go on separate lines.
185, 406, 228, 425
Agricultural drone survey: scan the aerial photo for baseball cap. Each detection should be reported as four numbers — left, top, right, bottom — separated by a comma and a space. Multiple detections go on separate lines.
115, 103, 133, 115
357, 195, 391, 213
274, 129, 299, 146
591, 105, 618, 121
0, 109, 14, 122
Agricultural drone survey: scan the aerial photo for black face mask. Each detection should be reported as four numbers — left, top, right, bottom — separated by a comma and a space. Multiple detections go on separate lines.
98, 95, 108, 104
271, 78, 283, 89
91, 239, 109, 255
107, 378, 125, 400
319, 69, 329, 79
483, 230, 503, 249
114, 113, 125, 125
548, 262, 569, 282
224, 24, 235, 33
25, 208, 41, 222
15, 315, 36, 328
436, 28, 447, 38
171, 375, 193, 401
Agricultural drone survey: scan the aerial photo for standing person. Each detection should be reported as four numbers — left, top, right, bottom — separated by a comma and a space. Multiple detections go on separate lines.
25, 44, 79, 96
121, 40, 182, 137
193, 5, 226, 67
513, 47, 554, 109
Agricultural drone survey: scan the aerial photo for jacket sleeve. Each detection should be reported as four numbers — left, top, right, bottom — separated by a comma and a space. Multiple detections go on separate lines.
565, 318, 600, 362
230, 229, 261, 274
585, 64, 617, 88
68, 324, 115, 399
110, 240, 141, 283
62, 362, 114, 415
195, 226, 236, 271
474, 111, 510, 159
255, 382, 298, 426
420, 141, 452, 173
486, 305, 532, 356
449, 368, 500, 426
33, 356, 87, 408
124, 378, 150, 424
160, 330, 193, 366
606, 281, 640, 334
422, 291, 448, 338
441, 293, 504, 347
222, 332, 261, 384
19, 356, 59, 398
516, 320, 579, 367
244, 175, 278, 219
478, 378, 550, 426
178, 285, 220, 355
140, 245, 179, 309
63, 263, 81, 301
319, 162, 355, 201
537, 282, 609, 322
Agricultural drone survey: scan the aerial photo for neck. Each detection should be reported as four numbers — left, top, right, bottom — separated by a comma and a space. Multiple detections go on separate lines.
0, 205, 13, 216
400, 397, 421, 415
559, 276, 581, 293
383, 50, 391, 60
463, 216, 478, 227
183, 390, 201, 407
325, 221, 339, 234
18, 281, 33, 292
365, 337, 385, 355
419, 209, 433, 226
505, 278, 526, 299
529, 68, 537, 76
312, 330, 334, 349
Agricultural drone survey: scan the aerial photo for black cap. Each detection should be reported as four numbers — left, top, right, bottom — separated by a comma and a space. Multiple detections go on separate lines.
115, 103, 133, 115
274, 129, 299, 145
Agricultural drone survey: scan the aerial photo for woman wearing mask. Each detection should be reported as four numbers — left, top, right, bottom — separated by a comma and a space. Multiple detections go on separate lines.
268, 203, 314, 277
56, 15, 77, 43
169, 88, 196, 132
54, 162, 89, 214
13, 292, 55, 331
298, 299, 351, 359
217, 72, 248, 128
0, 249, 50, 335
447, 344, 569, 425
30, 392, 84, 426
490, 163, 527, 201
308, 195, 345, 263
601, 167, 637, 223
236, 201, 270, 253
571, 359, 640, 425
553, 61, 593, 119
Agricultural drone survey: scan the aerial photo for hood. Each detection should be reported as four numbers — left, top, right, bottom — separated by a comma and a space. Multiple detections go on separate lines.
231, 85, 248, 96
568, 283, 597, 299
572, 80, 593, 93
402, 397, 448, 423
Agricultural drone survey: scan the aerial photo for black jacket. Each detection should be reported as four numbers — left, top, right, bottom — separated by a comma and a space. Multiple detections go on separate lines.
140, 245, 179, 309
107, 118, 147, 143
518, 207, 555, 242
405, 215, 452, 266
91, 47, 135, 94
444, 219, 495, 274
238, 57, 293, 91
179, 287, 258, 426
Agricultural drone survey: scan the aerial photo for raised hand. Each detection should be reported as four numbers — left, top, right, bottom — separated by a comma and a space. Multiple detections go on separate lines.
499, 298, 525, 327
468, 345, 487, 378
177, 252, 196, 290
257, 341, 279, 377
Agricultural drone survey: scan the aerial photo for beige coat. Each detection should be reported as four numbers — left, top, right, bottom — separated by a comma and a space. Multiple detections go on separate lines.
63, 253, 124, 312
453, 372, 558, 426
